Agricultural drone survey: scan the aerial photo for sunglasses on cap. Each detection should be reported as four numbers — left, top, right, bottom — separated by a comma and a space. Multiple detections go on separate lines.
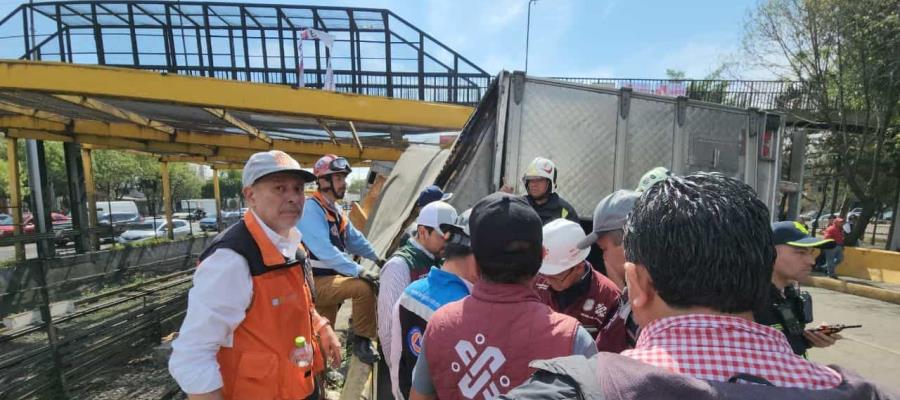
329, 157, 350, 172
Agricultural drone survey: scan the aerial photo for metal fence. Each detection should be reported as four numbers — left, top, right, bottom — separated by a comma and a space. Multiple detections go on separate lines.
551, 77, 817, 110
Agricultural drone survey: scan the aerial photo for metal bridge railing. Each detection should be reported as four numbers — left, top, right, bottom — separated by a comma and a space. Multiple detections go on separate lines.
551, 77, 816, 111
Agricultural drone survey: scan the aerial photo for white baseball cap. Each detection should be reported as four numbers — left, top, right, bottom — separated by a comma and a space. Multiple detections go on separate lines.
416, 201, 458, 236
540, 218, 591, 275
242, 150, 316, 188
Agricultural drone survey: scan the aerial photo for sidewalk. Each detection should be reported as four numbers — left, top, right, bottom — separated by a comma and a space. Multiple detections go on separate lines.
806, 272, 900, 305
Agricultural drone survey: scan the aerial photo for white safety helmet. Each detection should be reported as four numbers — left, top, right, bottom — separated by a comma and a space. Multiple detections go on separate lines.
523, 157, 557, 191
539, 218, 591, 275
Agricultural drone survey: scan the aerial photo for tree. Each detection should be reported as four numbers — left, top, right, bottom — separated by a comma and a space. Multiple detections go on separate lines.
666, 69, 687, 80
743, 0, 900, 246
201, 170, 244, 207
348, 178, 366, 195
168, 163, 203, 202
91, 150, 158, 200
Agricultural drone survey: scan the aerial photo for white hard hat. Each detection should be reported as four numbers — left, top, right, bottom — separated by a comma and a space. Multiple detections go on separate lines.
539, 218, 591, 275
523, 157, 556, 185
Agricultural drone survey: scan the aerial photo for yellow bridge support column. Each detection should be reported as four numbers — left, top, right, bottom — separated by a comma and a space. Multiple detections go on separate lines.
212, 168, 222, 230
81, 148, 99, 250
6, 137, 24, 261
161, 161, 174, 240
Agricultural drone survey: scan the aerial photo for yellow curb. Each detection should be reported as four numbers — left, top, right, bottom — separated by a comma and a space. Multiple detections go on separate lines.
807, 276, 900, 305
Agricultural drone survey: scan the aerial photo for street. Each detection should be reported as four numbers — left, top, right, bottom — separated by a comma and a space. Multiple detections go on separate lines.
0, 221, 206, 262
805, 286, 900, 393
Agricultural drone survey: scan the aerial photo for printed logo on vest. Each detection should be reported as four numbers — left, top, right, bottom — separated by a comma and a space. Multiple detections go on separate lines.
452, 333, 509, 400
407, 327, 424, 356
582, 298, 595, 312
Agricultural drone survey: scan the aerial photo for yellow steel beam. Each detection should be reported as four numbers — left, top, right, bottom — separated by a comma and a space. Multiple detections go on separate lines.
0, 115, 404, 161
0, 100, 72, 124
0, 61, 474, 130
209, 162, 245, 170
6, 137, 24, 261
53, 94, 176, 135
81, 148, 99, 250
348, 121, 364, 152
317, 119, 339, 145
6, 128, 74, 142
204, 107, 272, 144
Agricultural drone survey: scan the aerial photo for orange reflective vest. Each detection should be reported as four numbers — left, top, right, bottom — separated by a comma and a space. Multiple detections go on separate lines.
198, 211, 324, 399
307, 191, 350, 260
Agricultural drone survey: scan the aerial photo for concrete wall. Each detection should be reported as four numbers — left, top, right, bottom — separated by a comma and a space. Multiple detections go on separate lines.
838, 247, 900, 284
0, 236, 213, 317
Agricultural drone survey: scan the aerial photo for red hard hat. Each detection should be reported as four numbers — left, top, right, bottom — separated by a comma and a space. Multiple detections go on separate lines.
313, 154, 352, 178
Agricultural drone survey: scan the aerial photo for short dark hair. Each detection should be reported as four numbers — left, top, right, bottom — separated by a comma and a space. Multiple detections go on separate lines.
444, 242, 472, 259
624, 173, 774, 313
478, 240, 541, 284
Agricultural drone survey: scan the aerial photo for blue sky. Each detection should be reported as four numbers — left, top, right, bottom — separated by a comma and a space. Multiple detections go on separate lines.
0, 0, 772, 79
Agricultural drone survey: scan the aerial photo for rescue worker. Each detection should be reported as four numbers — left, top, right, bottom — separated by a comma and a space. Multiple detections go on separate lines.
377, 201, 457, 376
408, 192, 597, 400
754, 221, 840, 356
534, 218, 621, 339
389, 210, 477, 400
298, 154, 383, 364
499, 174, 895, 399
397, 185, 453, 246
577, 189, 640, 352
169, 150, 342, 400
502, 157, 579, 225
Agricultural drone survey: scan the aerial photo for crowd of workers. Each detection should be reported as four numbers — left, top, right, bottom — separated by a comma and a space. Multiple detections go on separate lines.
167, 150, 894, 400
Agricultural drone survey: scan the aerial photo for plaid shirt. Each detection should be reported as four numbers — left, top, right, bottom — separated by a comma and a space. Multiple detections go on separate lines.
622, 314, 843, 390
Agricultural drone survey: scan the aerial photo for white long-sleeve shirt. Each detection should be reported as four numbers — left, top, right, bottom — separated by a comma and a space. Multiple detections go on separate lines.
376, 238, 434, 367
168, 210, 324, 395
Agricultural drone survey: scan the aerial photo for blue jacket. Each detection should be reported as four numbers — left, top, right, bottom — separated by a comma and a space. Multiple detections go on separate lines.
297, 196, 378, 277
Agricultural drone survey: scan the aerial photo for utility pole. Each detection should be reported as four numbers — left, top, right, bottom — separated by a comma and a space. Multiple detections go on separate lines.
525, 0, 538, 72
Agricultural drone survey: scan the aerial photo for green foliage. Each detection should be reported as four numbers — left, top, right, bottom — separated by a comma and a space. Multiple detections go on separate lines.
665, 69, 686, 80
744, 0, 900, 246
201, 170, 244, 203
348, 178, 366, 194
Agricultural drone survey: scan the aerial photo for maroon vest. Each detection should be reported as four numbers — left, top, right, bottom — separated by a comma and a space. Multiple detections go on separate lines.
534, 262, 621, 339
424, 281, 579, 400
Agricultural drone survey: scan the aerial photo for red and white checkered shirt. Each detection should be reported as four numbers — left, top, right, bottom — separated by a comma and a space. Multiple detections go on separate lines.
622, 314, 843, 390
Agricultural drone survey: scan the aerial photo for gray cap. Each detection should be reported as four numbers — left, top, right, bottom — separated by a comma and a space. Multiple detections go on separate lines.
242, 150, 316, 188
576, 190, 640, 249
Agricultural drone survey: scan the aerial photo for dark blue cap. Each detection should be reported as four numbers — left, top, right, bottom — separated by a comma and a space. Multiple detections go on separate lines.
416, 185, 453, 208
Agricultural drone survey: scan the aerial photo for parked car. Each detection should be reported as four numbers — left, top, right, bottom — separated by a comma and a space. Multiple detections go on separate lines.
0, 214, 35, 238
199, 211, 242, 232
117, 219, 191, 244
98, 212, 142, 242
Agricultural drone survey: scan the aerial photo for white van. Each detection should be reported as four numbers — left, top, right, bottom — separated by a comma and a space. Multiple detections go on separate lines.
95, 201, 140, 215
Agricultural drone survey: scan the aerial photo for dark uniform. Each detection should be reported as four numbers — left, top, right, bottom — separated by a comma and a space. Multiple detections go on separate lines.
753, 284, 812, 356
526, 193, 579, 225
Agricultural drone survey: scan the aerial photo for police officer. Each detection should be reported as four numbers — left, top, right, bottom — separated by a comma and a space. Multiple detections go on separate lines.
501, 157, 579, 225
754, 221, 842, 356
